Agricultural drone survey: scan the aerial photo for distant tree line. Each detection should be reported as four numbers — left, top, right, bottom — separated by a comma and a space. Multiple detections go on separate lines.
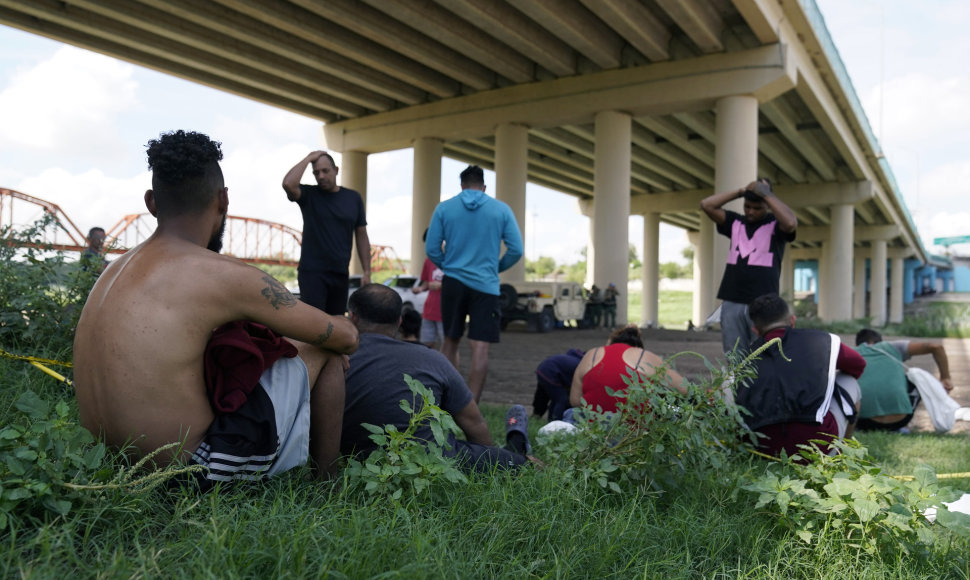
525, 245, 694, 282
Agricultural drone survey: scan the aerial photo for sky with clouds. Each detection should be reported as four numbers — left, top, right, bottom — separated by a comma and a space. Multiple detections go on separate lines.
1, 1, 967, 265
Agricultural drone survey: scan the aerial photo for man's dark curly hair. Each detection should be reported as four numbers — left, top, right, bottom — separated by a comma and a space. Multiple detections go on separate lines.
855, 328, 883, 346
748, 293, 791, 333
146, 130, 224, 217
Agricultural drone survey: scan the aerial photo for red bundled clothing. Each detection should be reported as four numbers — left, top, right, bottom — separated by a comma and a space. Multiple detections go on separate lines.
204, 321, 298, 413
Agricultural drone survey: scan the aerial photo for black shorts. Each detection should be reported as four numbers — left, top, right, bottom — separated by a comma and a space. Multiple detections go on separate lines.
440, 276, 501, 343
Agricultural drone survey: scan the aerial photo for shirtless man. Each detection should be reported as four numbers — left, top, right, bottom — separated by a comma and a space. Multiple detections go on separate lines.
73, 130, 358, 487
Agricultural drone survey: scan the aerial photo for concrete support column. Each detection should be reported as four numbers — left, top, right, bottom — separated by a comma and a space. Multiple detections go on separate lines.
495, 123, 529, 283
818, 242, 831, 318
592, 110, 631, 325
780, 251, 794, 300
889, 257, 905, 323
341, 151, 368, 275
904, 259, 919, 303
411, 138, 443, 276
852, 255, 867, 320
641, 212, 660, 327
822, 204, 854, 321
870, 240, 887, 326
585, 212, 595, 287
692, 222, 715, 325
711, 95, 758, 316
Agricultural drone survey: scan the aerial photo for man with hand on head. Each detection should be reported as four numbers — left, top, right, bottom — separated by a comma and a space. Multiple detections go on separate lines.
283, 150, 370, 315
74, 130, 358, 490
701, 179, 797, 356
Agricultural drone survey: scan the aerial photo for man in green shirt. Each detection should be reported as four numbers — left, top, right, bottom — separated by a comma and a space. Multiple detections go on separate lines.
855, 328, 954, 431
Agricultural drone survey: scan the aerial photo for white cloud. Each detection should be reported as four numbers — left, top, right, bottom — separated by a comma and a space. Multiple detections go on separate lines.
867, 73, 970, 150
0, 46, 137, 157
14, 166, 149, 244
366, 194, 414, 251
924, 211, 970, 254
916, 160, 970, 206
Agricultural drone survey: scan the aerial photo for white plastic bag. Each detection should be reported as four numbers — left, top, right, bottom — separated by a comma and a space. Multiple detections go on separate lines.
906, 366, 960, 433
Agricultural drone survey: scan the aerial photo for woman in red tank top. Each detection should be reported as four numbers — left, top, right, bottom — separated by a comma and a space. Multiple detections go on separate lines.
569, 325, 685, 415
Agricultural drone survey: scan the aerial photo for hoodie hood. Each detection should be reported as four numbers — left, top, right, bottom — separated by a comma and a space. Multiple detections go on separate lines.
458, 188, 490, 211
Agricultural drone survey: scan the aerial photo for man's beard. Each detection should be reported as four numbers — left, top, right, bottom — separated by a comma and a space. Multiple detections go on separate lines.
207, 214, 227, 253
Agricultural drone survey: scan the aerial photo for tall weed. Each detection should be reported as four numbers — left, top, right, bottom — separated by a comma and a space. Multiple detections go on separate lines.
539, 351, 755, 494
0, 215, 98, 359
744, 438, 970, 555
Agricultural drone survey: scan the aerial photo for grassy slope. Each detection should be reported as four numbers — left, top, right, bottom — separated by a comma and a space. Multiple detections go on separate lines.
4, 354, 969, 579
628, 289, 693, 329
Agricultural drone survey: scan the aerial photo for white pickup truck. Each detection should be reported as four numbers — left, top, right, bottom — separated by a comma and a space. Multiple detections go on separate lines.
498, 281, 588, 332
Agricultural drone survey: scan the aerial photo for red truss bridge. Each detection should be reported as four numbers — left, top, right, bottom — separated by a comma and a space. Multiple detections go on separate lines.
1, 188, 404, 270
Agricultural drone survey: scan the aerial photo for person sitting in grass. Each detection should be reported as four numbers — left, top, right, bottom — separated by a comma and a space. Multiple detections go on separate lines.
735, 294, 866, 456
854, 328, 956, 432
532, 348, 585, 421
341, 283, 535, 472
398, 308, 424, 345
73, 130, 359, 490
569, 324, 686, 420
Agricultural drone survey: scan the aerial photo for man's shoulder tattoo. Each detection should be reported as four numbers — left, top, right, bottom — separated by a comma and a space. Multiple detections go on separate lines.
260, 276, 297, 310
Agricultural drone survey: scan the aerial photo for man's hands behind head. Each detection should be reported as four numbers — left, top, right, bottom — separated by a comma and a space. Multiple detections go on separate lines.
745, 179, 773, 199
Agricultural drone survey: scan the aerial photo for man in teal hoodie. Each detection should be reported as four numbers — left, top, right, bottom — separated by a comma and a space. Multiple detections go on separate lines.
425, 165, 523, 402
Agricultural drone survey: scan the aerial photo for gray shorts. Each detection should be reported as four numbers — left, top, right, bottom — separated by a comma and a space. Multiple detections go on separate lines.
420, 318, 445, 345
190, 356, 311, 488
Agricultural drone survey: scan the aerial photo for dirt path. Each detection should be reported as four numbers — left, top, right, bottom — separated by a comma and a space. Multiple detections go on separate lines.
456, 325, 970, 435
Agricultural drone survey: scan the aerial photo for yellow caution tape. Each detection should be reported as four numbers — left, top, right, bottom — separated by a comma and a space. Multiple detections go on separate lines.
1, 347, 73, 387
0, 347, 72, 368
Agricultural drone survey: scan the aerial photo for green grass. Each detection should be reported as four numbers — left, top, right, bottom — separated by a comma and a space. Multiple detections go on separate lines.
892, 301, 970, 338
628, 289, 693, 329
855, 430, 970, 478
4, 357, 970, 578
794, 297, 970, 338
6, 232, 968, 577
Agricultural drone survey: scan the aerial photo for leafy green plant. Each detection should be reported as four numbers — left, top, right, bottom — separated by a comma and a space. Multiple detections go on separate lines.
0, 215, 98, 358
891, 301, 970, 338
540, 352, 754, 494
0, 390, 102, 528
343, 375, 468, 501
0, 387, 207, 531
744, 438, 970, 554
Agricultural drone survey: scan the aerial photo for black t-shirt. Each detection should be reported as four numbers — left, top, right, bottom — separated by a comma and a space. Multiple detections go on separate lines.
716, 211, 795, 304
296, 184, 366, 273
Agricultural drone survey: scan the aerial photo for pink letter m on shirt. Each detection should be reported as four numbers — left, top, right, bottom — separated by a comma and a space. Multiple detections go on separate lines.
727, 221, 776, 267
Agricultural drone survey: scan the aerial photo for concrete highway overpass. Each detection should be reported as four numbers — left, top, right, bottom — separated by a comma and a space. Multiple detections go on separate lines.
0, 0, 938, 326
